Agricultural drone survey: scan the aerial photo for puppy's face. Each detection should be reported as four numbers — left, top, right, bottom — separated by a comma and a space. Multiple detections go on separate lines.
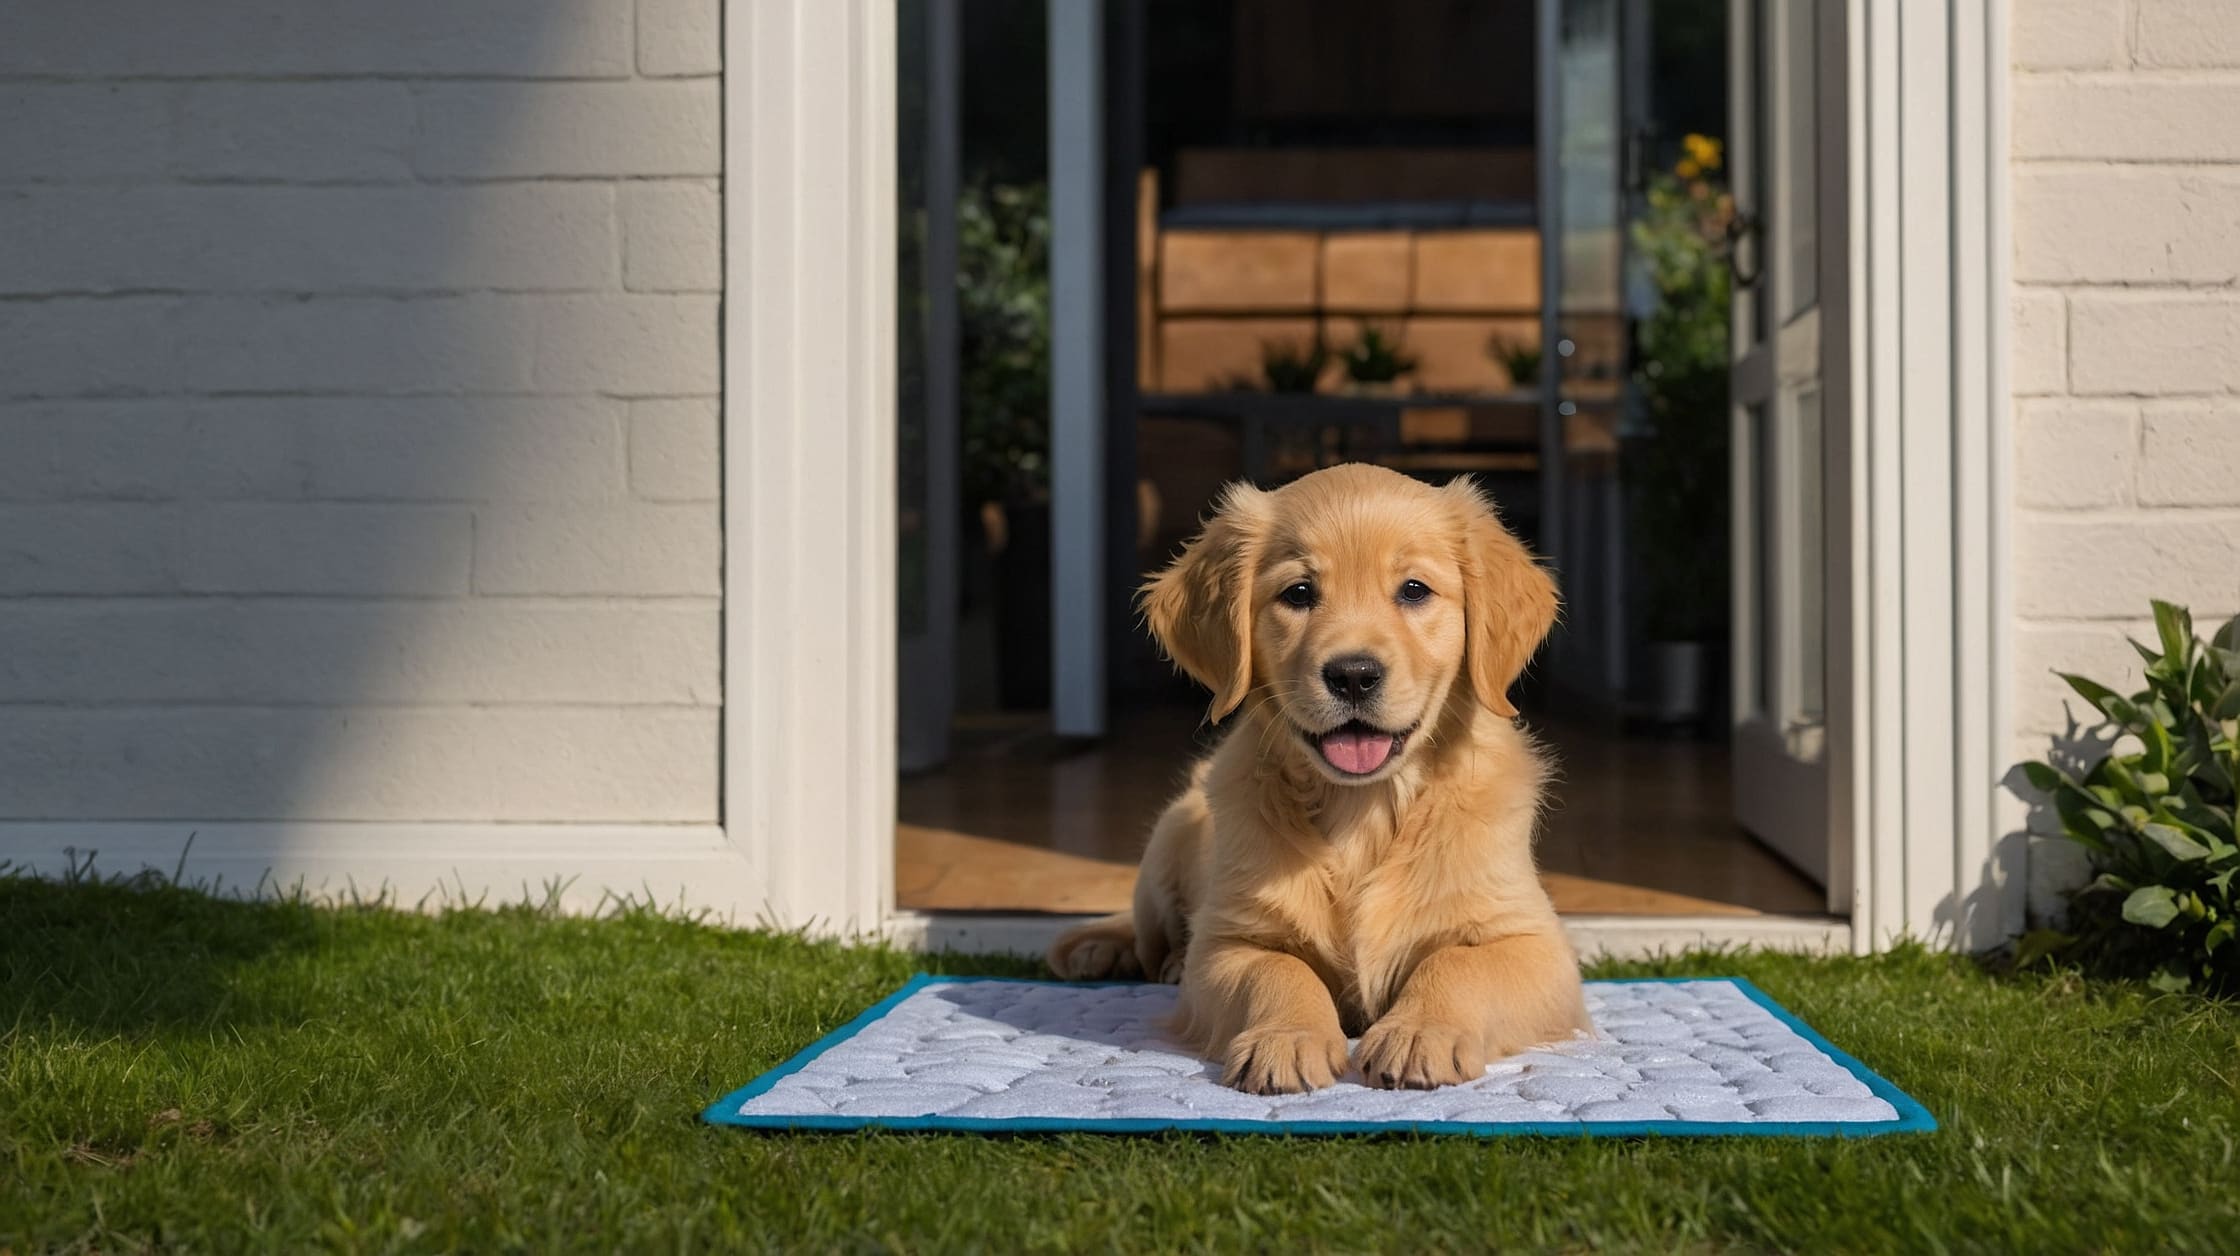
1249, 479, 1466, 781
1145, 464, 1558, 786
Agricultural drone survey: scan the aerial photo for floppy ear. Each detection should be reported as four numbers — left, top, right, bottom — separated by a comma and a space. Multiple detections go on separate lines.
1140, 482, 1270, 722
1444, 478, 1559, 719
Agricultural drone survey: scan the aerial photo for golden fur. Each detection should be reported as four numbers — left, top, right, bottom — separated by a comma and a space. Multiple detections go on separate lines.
1047, 463, 1588, 1094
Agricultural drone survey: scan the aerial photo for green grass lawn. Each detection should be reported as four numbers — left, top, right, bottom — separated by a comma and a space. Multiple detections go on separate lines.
4, 871, 2238, 1254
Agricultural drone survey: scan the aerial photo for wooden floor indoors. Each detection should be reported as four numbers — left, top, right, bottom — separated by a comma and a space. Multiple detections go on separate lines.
898, 705, 1825, 917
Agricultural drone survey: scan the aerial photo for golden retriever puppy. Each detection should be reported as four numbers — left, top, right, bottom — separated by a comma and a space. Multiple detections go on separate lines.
1047, 463, 1588, 1094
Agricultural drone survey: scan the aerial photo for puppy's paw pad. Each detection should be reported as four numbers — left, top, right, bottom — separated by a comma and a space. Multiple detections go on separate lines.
1355, 1018, 1485, 1090
1222, 1026, 1348, 1095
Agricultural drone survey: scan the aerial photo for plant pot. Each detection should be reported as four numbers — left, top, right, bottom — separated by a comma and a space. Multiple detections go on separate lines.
987, 498, 1052, 711
1343, 378, 1412, 398
1647, 639, 1710, 727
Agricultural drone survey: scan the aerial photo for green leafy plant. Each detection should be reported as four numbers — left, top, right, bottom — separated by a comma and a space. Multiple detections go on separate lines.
1487, 336, 1541, 388
2017, 601, 2240, 993
1260, 337, 1328, 394
1626, 134, 1735, 642
1340, 323, 1417, 386
958, 180, 1051, 508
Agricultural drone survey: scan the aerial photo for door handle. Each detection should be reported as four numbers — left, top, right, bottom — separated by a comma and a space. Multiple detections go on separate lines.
1726, 211, 1763, 288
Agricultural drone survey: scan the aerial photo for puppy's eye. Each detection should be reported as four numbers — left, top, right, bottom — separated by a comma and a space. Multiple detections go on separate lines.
1397, 579, 1433, 605
1279, 581, 1318, 610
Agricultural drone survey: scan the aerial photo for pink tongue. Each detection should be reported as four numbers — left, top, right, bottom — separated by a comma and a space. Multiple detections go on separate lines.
1320, 726, 1394, 775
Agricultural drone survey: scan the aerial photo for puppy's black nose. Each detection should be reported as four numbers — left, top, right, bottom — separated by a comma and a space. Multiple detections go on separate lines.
1322, 654, 1384, 702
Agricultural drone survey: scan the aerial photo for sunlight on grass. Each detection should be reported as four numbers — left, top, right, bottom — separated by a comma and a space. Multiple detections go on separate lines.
4, 870, 2238, 1252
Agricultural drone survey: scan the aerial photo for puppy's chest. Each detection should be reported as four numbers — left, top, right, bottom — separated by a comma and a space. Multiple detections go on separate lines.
1261, 838, 1444, 1020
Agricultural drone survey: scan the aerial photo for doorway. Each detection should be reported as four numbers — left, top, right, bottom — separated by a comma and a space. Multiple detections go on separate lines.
891, 0, 1841, 923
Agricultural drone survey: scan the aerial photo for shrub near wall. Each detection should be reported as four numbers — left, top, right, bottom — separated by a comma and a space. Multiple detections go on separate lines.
2019, 602, 2240, 993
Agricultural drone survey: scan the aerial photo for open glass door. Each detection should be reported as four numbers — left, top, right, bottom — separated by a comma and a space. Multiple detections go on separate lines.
1537, 0, 1631, 704
1728, 0, 1838, 899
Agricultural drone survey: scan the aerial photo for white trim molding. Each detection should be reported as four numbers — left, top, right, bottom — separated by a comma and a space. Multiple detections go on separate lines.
723, 0, 897, 935
1842, 0, 2017, 951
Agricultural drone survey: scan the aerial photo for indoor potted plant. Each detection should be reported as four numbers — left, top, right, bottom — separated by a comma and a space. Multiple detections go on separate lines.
1487, 334, 1542, 390
1627, 134, 1734, 729
1260, 335, 1328, 394
1339, 322, 1417, 396
958, 179, 1053, 710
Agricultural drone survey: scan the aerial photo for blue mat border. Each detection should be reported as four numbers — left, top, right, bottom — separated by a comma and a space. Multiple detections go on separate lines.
701, 973, 1936, 1138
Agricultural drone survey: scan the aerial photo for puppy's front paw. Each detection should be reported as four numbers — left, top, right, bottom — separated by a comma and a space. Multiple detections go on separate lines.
1046, 918, 1144, 981
1355, 1016, 1487, 1090
1222, 1024, 1348, 1095
1052, 936, 1141, 981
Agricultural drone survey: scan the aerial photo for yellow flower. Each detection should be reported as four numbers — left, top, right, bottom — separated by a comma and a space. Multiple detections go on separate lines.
1682, 133, 1723, 172
1675, 158, 1701, 179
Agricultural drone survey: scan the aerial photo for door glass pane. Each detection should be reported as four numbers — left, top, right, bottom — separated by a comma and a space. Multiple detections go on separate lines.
1555, 0, 1626, 417
1557, 0, 1623, 326
1750, 400, 1774, 716
1794, 385, 1824, 721
1783, 1, 1818, 319
1546, 0, 1627, 701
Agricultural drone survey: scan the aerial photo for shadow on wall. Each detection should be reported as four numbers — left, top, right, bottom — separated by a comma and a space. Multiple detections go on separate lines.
1976, 713, 2119, 949
0, 0, 724, 899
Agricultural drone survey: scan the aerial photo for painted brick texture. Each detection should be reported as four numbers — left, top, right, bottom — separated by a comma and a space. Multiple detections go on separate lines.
0, 0, 723, 824
2011, 0, 2240, 759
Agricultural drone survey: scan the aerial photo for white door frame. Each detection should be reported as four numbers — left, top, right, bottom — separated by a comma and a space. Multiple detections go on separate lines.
721, 0, 2023, 951
1838, 0, 2022, 951
721, 0, 896, 934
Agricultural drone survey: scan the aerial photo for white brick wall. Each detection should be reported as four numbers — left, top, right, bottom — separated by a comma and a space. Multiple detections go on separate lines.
628, 399, 723, 501
0, 0, 722, 824
621, 181, 722, 292
2011, 1, 2240, 743
0, 0, 636, 78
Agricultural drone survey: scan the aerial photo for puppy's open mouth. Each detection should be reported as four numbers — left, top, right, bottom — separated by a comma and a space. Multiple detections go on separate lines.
1300, 719, 1415, 777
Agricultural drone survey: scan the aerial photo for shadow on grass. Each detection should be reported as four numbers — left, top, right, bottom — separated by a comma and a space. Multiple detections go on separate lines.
0, 859, 323, 1037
